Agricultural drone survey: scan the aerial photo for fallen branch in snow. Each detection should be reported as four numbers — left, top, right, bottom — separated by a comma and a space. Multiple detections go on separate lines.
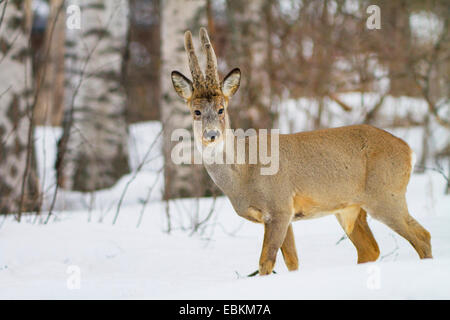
235, 270, 277, 279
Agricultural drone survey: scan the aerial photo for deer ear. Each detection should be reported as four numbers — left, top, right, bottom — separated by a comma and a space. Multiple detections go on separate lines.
171, 71, 193, 100
222, 68, 241, 97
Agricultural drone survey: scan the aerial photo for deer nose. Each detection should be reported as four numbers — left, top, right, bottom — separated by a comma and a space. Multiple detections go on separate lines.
203, 129, 220, 142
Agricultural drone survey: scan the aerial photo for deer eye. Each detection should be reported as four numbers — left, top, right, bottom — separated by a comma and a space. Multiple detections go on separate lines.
194, 110, 201, 116
218, 108, 224, 115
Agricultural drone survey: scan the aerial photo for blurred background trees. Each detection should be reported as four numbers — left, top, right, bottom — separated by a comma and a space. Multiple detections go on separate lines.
0, 0, 40, 215
56, 0, 130, 192
0, 0, 448, 216
124, 0, 160, 123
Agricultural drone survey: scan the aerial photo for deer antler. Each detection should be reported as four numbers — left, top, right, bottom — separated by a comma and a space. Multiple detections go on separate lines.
200, 27, 220, 91
184, 30, 205, 91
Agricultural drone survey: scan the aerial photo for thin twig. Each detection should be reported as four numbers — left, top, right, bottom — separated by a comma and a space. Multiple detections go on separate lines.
190, 196, 217, 236
415, 165, 449, 184
45, 5, 119, 224
112, 129, 163, 225
136, 167, 163, 228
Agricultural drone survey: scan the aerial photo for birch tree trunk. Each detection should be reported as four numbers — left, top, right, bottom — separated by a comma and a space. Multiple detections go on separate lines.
0, 0, 40, 214
57, 0, 130, 192
161, 0, 219, 199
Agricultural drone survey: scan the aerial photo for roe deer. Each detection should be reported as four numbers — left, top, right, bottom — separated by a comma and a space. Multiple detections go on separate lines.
171, 28, 432, 276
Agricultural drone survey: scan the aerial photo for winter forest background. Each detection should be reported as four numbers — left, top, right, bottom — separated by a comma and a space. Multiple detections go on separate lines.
0, 0, 449, 299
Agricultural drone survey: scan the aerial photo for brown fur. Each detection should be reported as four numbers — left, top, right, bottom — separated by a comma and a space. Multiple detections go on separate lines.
337, 209, 380, 263
280, 224, 299, 271
171, 29, 433, 276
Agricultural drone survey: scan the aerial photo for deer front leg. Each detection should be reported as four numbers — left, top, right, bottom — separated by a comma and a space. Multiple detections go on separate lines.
281, 224, 299, 271
259, 215, 291, 276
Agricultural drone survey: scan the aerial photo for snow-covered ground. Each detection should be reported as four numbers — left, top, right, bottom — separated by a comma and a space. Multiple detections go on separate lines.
0, 94, 449, 299
0, 171, 449, 299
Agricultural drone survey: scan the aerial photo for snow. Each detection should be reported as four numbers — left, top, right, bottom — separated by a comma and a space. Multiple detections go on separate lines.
410, 11, 445, 45
1, 94, 449, 299
33, 121, 164, 212
1, 174, 449, 299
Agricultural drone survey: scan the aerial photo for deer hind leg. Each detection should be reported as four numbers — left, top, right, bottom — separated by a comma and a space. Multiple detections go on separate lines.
259, 214, 291, 276
389, 214, 432, 259
280, 224, 299, 271
366, 196, 432, 259
336, 207, 380, 263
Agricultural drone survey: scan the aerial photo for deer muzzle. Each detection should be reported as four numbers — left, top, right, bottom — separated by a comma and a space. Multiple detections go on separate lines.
203, 129, 220, 142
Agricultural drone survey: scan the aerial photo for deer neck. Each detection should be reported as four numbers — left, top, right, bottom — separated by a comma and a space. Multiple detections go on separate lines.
201, 120, 241, 196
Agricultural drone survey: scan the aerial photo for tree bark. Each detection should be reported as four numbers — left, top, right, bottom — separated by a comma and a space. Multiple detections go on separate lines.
33, 0, 66, 126
225, 0, 273, 131
57, 0, 130, 192
124, 0, 161, 123
0, 0, 40, 214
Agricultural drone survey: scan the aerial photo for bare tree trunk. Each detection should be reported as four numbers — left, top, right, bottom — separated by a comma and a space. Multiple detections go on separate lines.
124, 0, 161, 123
381, 0, 418, 97
161, 0, 219, 199
225, 0, 272, 130
34, 0, 66, 126
0, 0, 40, 214
57, 0, 130, 192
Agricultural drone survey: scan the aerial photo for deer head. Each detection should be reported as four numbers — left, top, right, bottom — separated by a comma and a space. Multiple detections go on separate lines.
171, 28, 241, 150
